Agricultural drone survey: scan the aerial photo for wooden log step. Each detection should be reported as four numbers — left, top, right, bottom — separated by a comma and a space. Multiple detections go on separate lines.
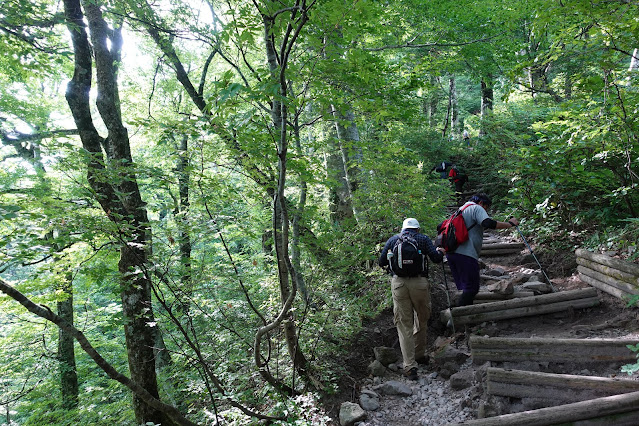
480, 248, 525, 256
470, 295, 536, 305
576, 248, 639, 278
441, 288, 597, 321
442, 297, 599, 325
482, 239, 502, 245
445, 390, 639, 425
470, 336, 638, 364
577, 256, 639, 287
482, 242, 525, 250
455, 291, 535, 301
440, 288, 599, 325
486, 367, 639, 404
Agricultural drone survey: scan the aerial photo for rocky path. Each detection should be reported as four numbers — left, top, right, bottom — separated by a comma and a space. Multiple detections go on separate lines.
337, 230, 639, 426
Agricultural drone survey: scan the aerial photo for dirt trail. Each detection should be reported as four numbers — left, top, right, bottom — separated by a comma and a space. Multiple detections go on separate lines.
325, 229, 639, 425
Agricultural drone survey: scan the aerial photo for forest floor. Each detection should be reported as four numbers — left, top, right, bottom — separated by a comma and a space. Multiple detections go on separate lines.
321, 232, 639, 425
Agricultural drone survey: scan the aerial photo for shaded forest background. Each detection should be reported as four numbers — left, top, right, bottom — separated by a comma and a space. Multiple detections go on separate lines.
0, 0, 637, 424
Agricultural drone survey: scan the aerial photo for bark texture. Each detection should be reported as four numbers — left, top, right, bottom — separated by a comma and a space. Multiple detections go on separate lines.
62, 1, 170, 423
58, 279, 78, 409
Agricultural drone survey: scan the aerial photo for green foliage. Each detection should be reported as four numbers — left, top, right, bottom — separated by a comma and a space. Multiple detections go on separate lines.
2, 0, 639, 424
621, 343, 639, 377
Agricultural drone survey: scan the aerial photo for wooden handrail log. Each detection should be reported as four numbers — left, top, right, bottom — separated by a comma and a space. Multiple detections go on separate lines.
578, 273, 639, 305
576, 249, 639, 278
577, 256, 639, 287
578, 265, 639, 295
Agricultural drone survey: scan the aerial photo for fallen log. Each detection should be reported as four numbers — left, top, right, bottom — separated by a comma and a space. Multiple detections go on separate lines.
470, 336, 638, 364
576, 256, 639, 287
576, 248, 639, 278
445, 390, 639, 426
486, 367, 639, 403
578, 265, 639, 296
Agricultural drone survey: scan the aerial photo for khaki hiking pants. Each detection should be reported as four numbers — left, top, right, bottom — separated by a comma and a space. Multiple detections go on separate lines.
391, 275, 431, 371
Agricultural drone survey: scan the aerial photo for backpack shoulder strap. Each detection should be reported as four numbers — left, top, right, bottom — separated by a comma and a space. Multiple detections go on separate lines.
457, 202, 477, 230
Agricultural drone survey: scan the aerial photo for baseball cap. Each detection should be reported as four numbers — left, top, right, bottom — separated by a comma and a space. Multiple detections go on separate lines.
402, 218, 420, 229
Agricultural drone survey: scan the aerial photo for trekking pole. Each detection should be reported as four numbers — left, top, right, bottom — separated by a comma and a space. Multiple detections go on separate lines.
513, 225, 556, 292
441, 261, 456, 334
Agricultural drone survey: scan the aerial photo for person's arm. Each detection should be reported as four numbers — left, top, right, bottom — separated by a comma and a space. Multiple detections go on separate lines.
481, 217, 519, 230
379, 237, 395, 268
419, 234, 444, 263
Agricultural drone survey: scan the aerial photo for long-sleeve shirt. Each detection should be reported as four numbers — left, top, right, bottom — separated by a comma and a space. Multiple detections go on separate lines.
379, 228, 444, 275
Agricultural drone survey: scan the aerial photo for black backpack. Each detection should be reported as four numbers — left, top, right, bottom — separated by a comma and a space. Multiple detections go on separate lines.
389, 231, 426, 277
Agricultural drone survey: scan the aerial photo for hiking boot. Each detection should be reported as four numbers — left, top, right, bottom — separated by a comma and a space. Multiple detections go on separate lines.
416, 355, 429, 365
404, 367, 418, 381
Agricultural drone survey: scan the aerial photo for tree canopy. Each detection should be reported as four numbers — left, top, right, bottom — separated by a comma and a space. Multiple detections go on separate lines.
0, 0, 637, 424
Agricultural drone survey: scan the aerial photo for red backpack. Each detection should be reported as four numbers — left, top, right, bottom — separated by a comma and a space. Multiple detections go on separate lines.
435, 203, 476, 252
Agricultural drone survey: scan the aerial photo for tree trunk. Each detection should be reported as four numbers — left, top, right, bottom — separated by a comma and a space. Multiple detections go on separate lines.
291, 108, 309, 303
58, 277, 78, 410
325, 126, 355, 224
450, 76, 458, 136
564, 71, 572, 99
480, 76, 494, 136
442, 76, 453, 137
629, 48, 639, 71
331, 106, 361, 224
62, 1, 170, 423
428, 75, 439, 127
176, 133, 193, 315
260, 2, 309, 383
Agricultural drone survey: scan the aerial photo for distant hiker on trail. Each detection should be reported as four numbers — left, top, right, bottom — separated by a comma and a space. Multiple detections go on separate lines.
448, 165, 468, 198
430, 161, 452, 179
443, 193, 519, 307
463, 129, 470, 147
378, 218, 445, 381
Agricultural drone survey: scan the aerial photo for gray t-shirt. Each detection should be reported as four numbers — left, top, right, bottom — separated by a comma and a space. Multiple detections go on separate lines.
454, 202, 489, 260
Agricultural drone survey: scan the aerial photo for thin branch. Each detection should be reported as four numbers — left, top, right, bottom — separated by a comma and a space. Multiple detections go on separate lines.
363, 31, 507, 52
0, 278, 198, 426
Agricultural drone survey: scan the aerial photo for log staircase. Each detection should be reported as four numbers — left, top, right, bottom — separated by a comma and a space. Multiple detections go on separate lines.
437, 225, 639, 425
